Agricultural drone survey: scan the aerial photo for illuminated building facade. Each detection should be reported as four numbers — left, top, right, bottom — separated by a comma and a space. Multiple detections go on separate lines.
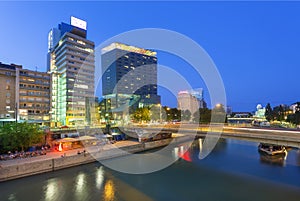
0, 62, 19, 125
48, 17, 95, 126
18, 69, 50, 125
177, 88, 204, 116
0, 62, 50, 126
101, 42, 160, 115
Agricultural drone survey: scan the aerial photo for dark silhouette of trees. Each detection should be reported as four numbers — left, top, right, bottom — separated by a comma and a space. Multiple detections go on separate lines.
287, 102, 300, 125
265, 103, 273, 121
181, 110, 192, 122
193, 108, 212, 123
211, 104, 226, 123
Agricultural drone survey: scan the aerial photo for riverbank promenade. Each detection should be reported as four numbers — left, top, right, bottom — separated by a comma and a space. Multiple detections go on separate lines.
0, 134, 190, 181
0, 140, 140, 168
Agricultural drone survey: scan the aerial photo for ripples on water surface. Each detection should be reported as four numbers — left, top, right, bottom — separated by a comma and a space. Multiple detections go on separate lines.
1, 139, 300, 201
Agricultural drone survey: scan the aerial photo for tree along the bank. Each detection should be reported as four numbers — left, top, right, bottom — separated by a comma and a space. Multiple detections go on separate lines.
132, 107, 151, 123
164, 107, 181, 122
265, 103, 273, 121
211, 104, 227, 123
181, 110, 192, 122
193, 108, 212, 123
287, 102, 300, 125
0, 122, 44, 153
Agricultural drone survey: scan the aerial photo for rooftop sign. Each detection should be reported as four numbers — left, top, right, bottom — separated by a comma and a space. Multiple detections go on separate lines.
102, 42, 157, 57
71, 16, 87, 30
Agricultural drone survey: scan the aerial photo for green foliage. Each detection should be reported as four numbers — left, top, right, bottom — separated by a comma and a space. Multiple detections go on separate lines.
181, 110, 192, 121
0, 122, 44, 153
265, 103, 273, 121
287, 102, 300, 125
164, 107, 181, 122
211, 104, 226, 123
132, 108, 151, 123
273, 105, 285, 121
150, 105, 160, 121
193, 108, 212, 123
201, 108, 212, 123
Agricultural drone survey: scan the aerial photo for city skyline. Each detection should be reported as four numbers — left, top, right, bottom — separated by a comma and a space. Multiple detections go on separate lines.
1, 1, 300, 111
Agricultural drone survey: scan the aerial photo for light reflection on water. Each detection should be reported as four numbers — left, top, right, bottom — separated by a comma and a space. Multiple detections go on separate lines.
103, 180, 115, 201
0, 139, 300, 201
96, 166, 105, 190
44, 178, 59, 201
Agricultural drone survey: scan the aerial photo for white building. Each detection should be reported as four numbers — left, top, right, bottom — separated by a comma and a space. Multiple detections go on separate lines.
177, 88, 204, 116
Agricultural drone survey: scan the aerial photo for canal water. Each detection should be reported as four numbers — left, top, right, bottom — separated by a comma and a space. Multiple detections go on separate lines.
1, 139, 300, 201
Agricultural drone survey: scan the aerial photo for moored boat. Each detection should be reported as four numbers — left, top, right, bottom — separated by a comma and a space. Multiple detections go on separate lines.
258, 143, 286, 156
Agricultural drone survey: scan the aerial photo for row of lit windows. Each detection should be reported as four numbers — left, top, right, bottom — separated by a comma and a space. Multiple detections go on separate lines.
21, 103, 49, 108
66, 113, 85, 116
20, 71, 49, 78
20, 84, 50, 90
20, 97, 49, 102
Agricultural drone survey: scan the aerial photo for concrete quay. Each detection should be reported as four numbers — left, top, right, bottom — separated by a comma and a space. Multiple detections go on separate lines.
0, 134, 191, 182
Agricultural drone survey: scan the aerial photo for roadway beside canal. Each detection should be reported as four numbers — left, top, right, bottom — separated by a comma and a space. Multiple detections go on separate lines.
141, 125, 300, 148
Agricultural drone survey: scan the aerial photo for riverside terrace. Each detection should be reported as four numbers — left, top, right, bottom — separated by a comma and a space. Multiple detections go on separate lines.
0, 134, 192, 182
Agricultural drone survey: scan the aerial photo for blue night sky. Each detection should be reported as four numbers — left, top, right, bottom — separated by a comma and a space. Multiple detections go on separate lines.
0, 1, 299, 112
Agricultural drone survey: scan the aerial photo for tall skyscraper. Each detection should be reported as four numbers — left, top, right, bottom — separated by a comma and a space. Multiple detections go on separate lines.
101, 42, 160, 115
48, 17, 95, 126
177, 88, 204, 116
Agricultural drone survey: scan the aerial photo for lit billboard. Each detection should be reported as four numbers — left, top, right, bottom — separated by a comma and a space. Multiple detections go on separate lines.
71, 16, 87, 30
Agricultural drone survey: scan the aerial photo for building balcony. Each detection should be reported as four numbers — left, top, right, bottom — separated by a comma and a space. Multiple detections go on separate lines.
19, 79, 50, 86
19, 93, 50, 97
19, 86, 50, 90
19, 99, 50, 103
20, 73, 50, 80
19, 106, 50, 110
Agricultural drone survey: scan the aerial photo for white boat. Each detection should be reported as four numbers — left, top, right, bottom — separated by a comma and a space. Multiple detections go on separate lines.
258, 143, 286, 156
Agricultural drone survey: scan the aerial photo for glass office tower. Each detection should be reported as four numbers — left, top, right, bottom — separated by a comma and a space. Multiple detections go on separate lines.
48, 17, 95, 126
101, 42, 161, 113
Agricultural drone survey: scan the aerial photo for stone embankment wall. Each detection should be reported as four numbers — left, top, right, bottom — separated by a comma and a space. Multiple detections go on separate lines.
0, 136, 191, 182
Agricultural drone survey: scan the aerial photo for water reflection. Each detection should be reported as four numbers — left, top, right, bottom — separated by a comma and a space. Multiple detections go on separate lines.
259, 154, 287, 166
74, 172, 89, 201
296, 149, 300, 166
103, 180, 115, 201
45, 179, 58, 201
96, 166, 105, 190
8, 193, 16, 201
173, 144, 192, 162
2, 139, 300, 201
76, 173, 86, 192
